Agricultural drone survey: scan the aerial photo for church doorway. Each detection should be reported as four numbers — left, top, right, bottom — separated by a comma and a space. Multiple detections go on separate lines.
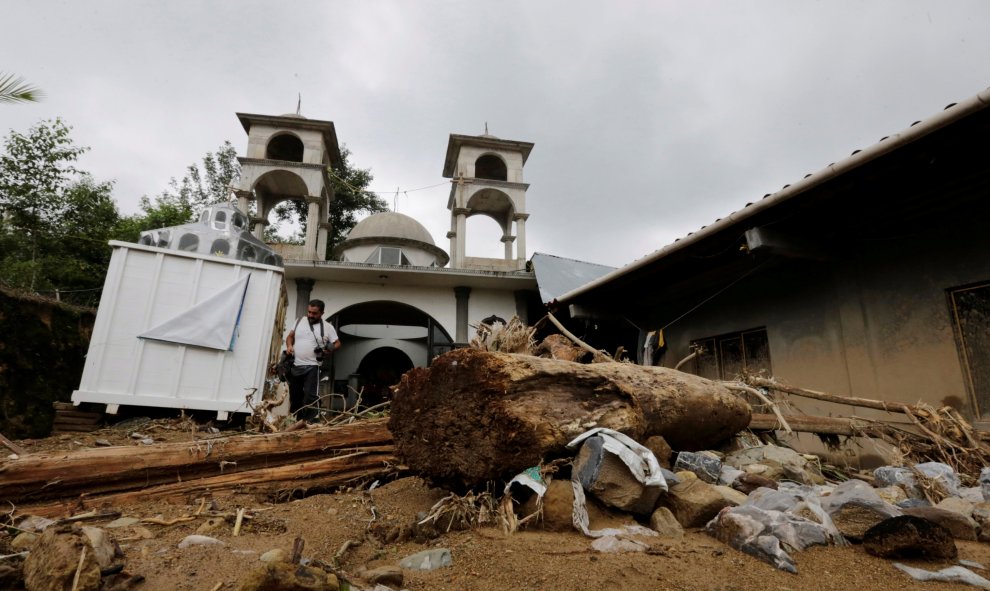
327, 300, 454, 407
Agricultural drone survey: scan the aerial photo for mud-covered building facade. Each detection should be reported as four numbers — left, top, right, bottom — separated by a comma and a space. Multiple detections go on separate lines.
558, 88, 990, 428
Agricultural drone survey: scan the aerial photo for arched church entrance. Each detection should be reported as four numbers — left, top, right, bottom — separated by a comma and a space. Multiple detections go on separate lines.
328, 300, 454, 407
355, 347, 413, 407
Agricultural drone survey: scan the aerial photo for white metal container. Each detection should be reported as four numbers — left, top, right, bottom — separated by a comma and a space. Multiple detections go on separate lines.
72, 241, 286, 419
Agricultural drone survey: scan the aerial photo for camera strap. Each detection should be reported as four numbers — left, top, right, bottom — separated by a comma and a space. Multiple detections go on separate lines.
305, 317, 325, 347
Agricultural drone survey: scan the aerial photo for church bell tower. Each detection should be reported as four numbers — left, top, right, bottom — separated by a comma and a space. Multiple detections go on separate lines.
442, 131, 534, 271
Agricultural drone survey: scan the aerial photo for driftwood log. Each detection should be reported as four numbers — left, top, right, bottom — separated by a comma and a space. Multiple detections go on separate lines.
0, 419, 392, 504
389, 348, 751, 487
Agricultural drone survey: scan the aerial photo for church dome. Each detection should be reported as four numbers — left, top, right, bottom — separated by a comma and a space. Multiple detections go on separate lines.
333, 212, 450, 267
347, 212, 437, 245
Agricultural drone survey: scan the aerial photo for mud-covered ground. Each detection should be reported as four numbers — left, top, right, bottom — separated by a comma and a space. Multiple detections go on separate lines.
6, 420, 990, 590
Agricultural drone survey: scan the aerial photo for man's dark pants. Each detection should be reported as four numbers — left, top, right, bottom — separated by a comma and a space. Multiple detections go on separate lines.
289, 365, 320, 422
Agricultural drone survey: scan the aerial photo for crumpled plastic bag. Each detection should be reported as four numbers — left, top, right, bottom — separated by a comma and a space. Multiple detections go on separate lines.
893, 563, 990, 589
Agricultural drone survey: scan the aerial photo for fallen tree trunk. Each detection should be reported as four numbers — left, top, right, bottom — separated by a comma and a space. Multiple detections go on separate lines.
18, 448, 396, 518
389, 348, 751, 487
0, 419, 392, 504
748, 413, 866, 435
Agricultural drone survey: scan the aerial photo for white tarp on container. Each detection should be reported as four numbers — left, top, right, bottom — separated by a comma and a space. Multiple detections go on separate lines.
138, 275, 250, 350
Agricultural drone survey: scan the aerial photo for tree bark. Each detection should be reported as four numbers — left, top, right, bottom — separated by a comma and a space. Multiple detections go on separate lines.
18, 449, 395, 518
389, 349, 751, 488
0, 419, 391, 504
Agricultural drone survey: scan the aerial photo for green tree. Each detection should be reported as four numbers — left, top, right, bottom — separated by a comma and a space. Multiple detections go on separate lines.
0, 73, 43, 104
0, 120, 119, 305
130, 141, 240, 232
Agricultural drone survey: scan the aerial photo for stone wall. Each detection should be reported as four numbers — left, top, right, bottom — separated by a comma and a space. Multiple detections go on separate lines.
0, 287, 95, 439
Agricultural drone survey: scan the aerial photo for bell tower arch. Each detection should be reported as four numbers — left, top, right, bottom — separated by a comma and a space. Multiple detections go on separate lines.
442, 131, 534, 271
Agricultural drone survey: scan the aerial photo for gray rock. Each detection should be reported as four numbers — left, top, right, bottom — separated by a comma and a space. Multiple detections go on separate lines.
93, 439, 113, 447
590, 536, 650, 553
938, 496, 976, 519
648, 507, 684, 538
903, 506, 978, 541
573, 435, 663, 515
980, 467, 990, 501
863, 516, 957, 560
399, 548, 452, 571
898, 498, 932, 509
657, 478, 732, 528
673, 451, 722, 484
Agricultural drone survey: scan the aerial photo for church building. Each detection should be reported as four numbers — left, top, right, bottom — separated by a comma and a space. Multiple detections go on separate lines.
231, 111, 540, 406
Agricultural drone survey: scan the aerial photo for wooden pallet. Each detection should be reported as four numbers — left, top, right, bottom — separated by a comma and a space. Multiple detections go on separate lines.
52, 402, 103, 433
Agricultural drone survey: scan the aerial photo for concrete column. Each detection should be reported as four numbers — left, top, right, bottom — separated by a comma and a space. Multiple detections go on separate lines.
514, 214, 529, 263
294, 278, 315, 319
446, 230, 457, 268
305, 196, 320, 259
502, 235, 515, 260
316, 221, 331, 261
454, 286, 471, 343
250, 217, 268, 241
453, 208, 469, 268
235, 190, 251, 217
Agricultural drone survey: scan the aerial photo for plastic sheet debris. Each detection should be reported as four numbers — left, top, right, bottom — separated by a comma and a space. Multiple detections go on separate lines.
504, 465, 547, 498
980, 467, 990, 502
893, 563, 990, 589
567, 428, 667, 490
915, 462, 961, 497
591, 536, 651, 553
399, 548, 452, 571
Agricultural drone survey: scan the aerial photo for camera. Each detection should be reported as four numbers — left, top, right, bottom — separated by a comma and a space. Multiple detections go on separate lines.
314, 347, 325, 362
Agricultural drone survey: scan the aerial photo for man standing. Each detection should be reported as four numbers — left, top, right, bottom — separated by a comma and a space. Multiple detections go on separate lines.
286, 299, 341, 422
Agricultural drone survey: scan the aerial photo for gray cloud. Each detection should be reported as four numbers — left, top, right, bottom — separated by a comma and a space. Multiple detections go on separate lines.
3, 1, 989, 267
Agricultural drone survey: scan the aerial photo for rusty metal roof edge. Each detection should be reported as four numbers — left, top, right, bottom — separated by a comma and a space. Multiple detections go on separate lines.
556, 86, 990, 305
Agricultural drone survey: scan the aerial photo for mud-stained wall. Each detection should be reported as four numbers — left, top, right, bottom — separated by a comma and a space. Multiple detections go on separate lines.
0, 288, 96, 438
659, 216, 990, 424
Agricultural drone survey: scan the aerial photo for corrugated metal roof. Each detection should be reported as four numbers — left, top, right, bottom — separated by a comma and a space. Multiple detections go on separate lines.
530, 252, 615, 304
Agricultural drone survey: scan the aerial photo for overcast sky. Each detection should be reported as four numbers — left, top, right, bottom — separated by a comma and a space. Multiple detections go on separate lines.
3, 1, 989, 268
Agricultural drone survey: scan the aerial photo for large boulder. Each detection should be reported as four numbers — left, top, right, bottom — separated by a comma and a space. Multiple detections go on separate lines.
657, 479, 732, 528
23, 525, 102, 591
902, 507, 978, 541
862, 516, 957, 560
573, 436, 663, 515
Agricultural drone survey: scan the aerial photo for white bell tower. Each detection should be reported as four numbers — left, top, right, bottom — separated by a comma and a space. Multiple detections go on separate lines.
233, 112, 341, 261
442, 131, 534, 271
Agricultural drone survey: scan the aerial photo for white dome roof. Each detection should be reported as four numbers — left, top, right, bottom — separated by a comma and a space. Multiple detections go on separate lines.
347, 212, 437, 245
